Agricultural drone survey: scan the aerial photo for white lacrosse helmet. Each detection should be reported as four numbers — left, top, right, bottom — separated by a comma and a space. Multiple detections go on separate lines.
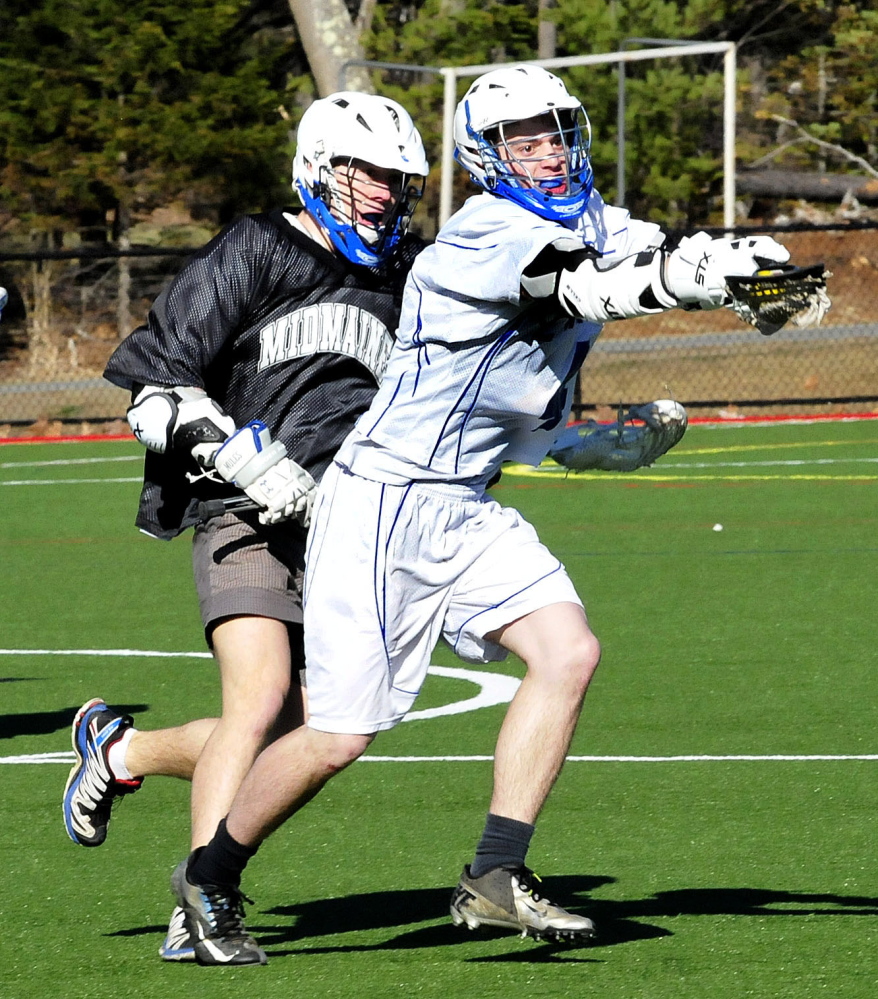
293, 92, 429, 266
453, 65, 593, 221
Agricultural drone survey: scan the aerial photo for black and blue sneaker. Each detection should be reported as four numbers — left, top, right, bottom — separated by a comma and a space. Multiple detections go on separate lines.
170, 856, 267, 966
62, 698, 143, 846
158, 906, 196, 962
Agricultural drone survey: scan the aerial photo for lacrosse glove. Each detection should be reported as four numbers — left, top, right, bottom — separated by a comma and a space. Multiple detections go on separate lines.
549, 399, 688, 472
214, 421, 316, 527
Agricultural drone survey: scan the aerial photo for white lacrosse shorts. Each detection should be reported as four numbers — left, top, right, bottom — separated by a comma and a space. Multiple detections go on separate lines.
302, 461, 583, 734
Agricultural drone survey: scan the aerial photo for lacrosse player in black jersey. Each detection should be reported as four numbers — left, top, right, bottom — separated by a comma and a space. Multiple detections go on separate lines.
62, 92, 429, 964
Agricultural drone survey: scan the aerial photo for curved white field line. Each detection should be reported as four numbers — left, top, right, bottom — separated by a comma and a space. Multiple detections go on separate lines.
2, 650, 874, 765
0, 649, 521, 765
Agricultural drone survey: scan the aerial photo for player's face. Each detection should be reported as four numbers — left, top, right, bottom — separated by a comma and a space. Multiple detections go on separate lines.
332, 159, 405, 235
496, 113, 571, 195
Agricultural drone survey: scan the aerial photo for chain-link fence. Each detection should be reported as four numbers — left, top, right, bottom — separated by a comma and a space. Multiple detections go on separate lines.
1, 222, 876, 431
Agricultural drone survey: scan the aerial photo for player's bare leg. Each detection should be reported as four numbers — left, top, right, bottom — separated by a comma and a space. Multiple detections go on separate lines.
449, 601, 599, 943
223, 726, 373, 847
125, 718, 218, 780
189, 615, 305, 848
488, 600, 599, 823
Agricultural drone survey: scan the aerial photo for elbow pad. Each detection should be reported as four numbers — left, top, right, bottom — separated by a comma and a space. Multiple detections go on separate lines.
127, 385, 237, 467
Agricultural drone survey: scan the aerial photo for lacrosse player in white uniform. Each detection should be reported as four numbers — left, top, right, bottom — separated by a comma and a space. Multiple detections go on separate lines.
176, 65, 792, 960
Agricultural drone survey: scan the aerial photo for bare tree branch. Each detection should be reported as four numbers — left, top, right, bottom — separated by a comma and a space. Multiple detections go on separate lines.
746, 136, 812, 169
766, 113, 878, 178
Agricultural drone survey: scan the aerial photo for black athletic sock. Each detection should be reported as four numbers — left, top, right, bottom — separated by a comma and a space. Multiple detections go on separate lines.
187, 818, 258, 888
469, 812, 535, 879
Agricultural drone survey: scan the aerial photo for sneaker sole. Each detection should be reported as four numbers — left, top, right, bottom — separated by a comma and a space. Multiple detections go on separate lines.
62, 698, 107, 846
451, 904, 596, 944
453, 909, 595, 943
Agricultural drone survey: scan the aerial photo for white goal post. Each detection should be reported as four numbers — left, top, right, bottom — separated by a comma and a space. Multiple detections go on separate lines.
437, 42, 737, 228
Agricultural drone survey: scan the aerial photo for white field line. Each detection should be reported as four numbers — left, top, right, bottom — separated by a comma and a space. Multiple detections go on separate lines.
0, 649, 213, 658
1, 477, 142, 486
2, 443, 877, 488
364, 754, 878, 762
2, 646, 874, 767
660, 457, 878, 469
0, 455, 142, 469
2, 460, 873, 487
4, 752, 877, 765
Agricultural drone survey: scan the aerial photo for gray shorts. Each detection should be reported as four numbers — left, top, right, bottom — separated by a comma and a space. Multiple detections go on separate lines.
192, 512, 306, 635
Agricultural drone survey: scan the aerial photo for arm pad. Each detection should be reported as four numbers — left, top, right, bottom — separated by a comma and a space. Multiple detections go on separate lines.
521, 237, 676, 324
127, 385, 236, 467
522, 231, 791, 323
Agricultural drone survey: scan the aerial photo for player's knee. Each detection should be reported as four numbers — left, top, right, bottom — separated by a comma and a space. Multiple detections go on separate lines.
566, 630, 601, 692
223, 684, 290, 744
313, 731, 373, 775
540, 630, 600, 696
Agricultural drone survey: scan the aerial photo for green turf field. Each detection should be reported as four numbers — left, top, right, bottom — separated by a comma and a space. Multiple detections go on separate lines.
2, 420, 877, 999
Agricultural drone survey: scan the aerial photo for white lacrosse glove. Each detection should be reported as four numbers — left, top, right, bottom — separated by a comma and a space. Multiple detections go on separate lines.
548, 400, 688, 472
664, 232, 791, 310
0, 287, 7, 320
213, 420, 316, 527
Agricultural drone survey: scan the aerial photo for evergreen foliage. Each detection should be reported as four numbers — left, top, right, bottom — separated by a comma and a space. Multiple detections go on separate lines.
0, 1, 874, 241
0, 0, 304, 241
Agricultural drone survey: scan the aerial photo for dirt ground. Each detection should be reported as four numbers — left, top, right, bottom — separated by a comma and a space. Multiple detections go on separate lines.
1, 227, 876, 435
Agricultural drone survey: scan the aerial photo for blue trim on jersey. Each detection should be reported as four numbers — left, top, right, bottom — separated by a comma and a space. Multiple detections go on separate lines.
410, 283, 430, 396
435, 237, 500, 252
373, 485, 389, 664
427, 324, 518, 473
413, 339, 430, 396
373, 481, 414, 672
451, 559, 565, 657
365, 370, 407, 438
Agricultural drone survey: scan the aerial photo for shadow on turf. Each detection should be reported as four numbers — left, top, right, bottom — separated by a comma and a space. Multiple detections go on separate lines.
112, 875, 661, 962
0, 702, 149, 739
112, 875, 878, 962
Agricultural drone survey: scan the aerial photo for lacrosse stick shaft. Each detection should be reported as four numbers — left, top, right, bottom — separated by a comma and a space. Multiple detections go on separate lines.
197, 495, 260, 522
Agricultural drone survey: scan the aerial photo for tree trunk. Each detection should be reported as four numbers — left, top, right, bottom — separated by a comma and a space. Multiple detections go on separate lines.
538, 0, 557, 60
737, 171, 878, 203
114, 193, 132, 339
287, 0, 373, 97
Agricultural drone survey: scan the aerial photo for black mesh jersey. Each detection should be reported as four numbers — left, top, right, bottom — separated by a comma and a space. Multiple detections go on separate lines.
105, 208, 425, 539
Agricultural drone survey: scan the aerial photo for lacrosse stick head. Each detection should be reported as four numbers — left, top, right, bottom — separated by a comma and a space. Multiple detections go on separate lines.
549, 400, 688, 472
726, 263, 831, 336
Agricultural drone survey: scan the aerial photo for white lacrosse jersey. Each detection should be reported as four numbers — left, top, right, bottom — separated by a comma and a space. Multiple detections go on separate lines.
340, 189, 663, 485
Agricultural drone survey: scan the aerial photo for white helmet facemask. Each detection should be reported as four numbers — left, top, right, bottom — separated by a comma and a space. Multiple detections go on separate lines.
490, 109, 588, 202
